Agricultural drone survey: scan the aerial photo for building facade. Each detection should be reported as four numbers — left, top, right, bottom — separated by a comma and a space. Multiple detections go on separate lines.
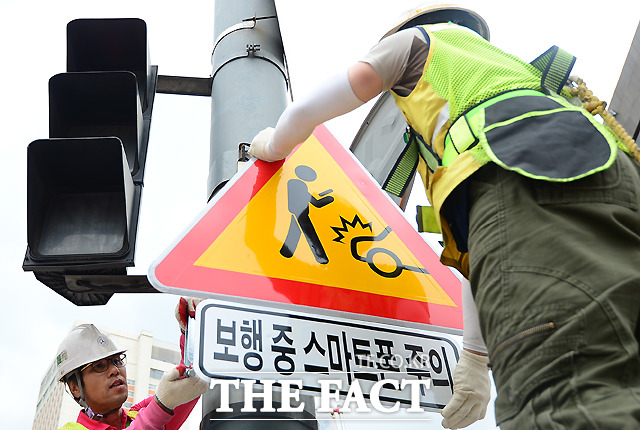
609, 20, 640, 141
32, 322, 201, 430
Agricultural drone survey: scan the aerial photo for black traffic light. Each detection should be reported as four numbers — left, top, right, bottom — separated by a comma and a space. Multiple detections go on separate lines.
48, 71, 143, 177
67, 18, 153, 112
23, 18, 158, 305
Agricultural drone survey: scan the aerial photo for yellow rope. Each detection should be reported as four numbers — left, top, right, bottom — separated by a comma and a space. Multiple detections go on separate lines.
567, 76, 640, 163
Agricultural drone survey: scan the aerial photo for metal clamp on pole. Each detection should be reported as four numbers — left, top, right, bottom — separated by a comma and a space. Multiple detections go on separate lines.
211, 15, 276, 57
238, 142, 250, 162
237, 142, 250, 170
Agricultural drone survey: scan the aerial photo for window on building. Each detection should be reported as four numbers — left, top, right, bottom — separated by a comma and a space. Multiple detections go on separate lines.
150, 368, 164, 380
151, 346, 181, 364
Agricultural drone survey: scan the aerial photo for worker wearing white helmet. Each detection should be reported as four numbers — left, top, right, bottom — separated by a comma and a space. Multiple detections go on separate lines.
250, 2, 640, 429
56, 323, 208, 430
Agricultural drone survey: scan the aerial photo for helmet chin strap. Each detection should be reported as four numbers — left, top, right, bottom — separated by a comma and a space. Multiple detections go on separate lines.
85, 405, 122, 420
72, 370, 122, 421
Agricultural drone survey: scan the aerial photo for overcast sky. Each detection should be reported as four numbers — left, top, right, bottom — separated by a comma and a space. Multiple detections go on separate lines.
1, 1, 638, 429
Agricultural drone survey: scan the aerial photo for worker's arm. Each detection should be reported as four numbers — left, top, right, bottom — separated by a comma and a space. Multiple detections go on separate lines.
125, 398, 174, 430
461, 278, 487, 355
349, 62, 384, 102
248, 62, 383, 161
441, 279, 491, 429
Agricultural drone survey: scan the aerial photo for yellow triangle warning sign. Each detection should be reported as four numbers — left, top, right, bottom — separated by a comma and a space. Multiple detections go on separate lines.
150, 125, 463, 330
194, 133, 454, 306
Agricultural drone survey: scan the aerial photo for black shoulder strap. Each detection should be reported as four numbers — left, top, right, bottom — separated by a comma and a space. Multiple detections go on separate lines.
530, 45, 576, 95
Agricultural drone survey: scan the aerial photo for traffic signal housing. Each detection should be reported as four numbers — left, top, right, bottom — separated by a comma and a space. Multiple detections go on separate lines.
23, 18, 158, 305
26, 137, 136, 264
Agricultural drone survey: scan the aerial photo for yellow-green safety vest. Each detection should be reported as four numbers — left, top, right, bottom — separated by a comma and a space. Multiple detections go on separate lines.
384, 23, 620, 276
57, 409, 138, 430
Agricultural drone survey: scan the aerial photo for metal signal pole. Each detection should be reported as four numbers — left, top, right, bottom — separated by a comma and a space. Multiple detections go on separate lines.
207, 0, 290, 200
200, 1, 317, 429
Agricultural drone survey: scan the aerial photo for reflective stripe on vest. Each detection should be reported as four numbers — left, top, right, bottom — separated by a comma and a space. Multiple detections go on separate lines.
443, 90, 543, 166
443, 89, 618, 181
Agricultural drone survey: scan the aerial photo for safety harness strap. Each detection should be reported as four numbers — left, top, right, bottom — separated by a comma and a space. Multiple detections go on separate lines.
529, 45, 576, 95
382, 129, 420, 197
382, 127, 441, 197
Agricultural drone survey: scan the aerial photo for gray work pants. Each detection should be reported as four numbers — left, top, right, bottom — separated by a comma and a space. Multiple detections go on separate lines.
467, 150, 640, 429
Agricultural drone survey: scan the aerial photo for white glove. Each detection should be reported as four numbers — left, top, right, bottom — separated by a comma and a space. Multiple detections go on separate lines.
175, 297, 202, 333
248, 127, 280, 162
155, 367, 208, 411
441, 349, 491, 429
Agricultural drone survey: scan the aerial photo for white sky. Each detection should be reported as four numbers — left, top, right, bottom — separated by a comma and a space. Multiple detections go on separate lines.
0, 1, 638, 428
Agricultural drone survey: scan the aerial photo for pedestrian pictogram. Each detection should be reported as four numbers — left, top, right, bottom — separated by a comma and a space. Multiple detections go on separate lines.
280, 165, 334, 264
150, 125, 463, 330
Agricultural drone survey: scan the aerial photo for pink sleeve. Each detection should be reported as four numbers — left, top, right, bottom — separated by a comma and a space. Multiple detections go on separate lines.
126, 398, 173, 430
127, 396, 199, 429
165, 397, 199, 430
129, 395, 153, 412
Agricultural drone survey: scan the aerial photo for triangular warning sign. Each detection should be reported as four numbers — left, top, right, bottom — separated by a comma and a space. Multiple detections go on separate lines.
149, 125, 462, 330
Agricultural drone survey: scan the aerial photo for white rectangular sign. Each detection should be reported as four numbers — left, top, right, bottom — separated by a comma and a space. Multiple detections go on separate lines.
189, 300, 460, 412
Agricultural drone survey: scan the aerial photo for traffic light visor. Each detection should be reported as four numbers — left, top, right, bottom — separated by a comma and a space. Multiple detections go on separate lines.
49, 71, 143, 177
26, 138, 134, 261
67, 18, 151, 110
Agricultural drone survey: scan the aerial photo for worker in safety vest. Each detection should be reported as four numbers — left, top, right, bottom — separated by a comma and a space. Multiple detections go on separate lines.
55, 323, 207, 430
249, 3, 640, 429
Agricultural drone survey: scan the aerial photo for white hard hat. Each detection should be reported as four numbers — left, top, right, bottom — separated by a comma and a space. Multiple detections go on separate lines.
56, 324, 126, 382
381, 3, 490, 41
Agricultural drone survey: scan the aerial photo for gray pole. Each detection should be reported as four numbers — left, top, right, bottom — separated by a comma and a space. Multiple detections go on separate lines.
202, 1, 317, 428
208, 0, 289, 200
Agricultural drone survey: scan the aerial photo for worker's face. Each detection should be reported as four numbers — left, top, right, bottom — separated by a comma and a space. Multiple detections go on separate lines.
70, 353, 128, 413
